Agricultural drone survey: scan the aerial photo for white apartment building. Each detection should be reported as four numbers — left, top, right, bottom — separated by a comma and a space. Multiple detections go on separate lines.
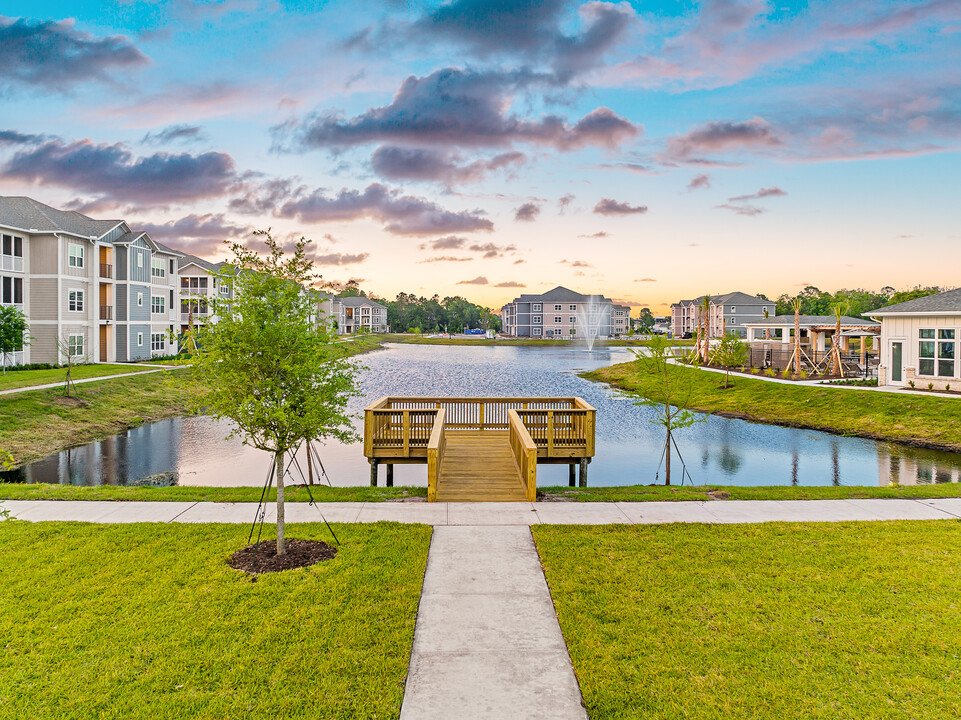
318, 294, 388, 334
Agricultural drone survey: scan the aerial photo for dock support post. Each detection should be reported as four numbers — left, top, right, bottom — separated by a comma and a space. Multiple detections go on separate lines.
386, 464, 394, 487
569, 464, 576, 487
370, 460, 378, 487
578, 458, 588, 487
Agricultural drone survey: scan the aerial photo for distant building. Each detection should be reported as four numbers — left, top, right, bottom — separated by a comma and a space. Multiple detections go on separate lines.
318, 294, 388, 334
501, 286, 630, 338
871, 288, 961, 390
670, 292, 771, 338
177, 254, 231, 335
0, 196, 180, 364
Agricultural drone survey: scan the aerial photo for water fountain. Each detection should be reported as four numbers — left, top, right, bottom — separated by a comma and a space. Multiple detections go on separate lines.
577, 295, 609, 352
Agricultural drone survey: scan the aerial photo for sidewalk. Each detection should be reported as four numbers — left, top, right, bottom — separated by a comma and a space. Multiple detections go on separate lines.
6, 497, 961, 524
0, 365, 187, 396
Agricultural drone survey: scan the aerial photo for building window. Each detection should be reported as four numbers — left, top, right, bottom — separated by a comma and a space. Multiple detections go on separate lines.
554, 304, 562, 311
137, 252, 144, 269
1, 234, 24, 272
68, 289, 84, 312
68, 334, 84, 357
554, 316, 562, 323
151, 333, 166, 352
919, 329, 935, 376
181, 277, 209, 292
569, 304, 577, 311
151, 257, 166, 278
137, 292, 144, 307
731, 306, 736, 312
533, 316, 542, 324
68, 243, 84, 268
1, 276, 23, 304
570, 316, 576, 324
938, 329, 955, 377
532, 327, 542, 336
169, 259, 175, 273
137, 332, 144, 347
151, 296, 165, 314
532, 304, 541, 311
220, 284, 229, 295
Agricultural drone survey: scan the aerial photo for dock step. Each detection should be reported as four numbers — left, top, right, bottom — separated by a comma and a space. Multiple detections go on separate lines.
436, 431, 526, 502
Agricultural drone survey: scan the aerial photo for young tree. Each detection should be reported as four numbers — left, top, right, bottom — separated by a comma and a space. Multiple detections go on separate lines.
56, 332, 88, 395
830, 302, 847, 377
0, 305, 29, 374
714, 332, 748, 388
191, 231, 360, 556
632, 335, 705, 485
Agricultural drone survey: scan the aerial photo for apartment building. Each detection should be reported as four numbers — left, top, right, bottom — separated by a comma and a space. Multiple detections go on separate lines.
670, 292, 770, 339
0, 196, 180, 365
501, 286, 631, 338
177, 254, 231, 334
320, 295, 388, 334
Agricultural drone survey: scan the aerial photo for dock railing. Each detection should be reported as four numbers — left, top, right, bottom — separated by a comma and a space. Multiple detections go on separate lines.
508, 410, 537, 501
426, 409, 447, 503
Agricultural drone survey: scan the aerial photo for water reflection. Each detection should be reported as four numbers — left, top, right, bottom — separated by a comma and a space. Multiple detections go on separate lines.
8, 343, 961, 488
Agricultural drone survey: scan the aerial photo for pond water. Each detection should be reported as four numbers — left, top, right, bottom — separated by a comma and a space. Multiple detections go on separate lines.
7, 343, 961, 488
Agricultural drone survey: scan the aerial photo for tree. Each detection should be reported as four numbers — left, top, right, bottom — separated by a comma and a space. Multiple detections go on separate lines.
191, 231, 360, 556
0, 305, 28, 374
56, 333, 88, 395
830, 301, 847, 377
637, 307, 655, 332
790, 297, 803, 376
713, 333, 748, 388
699, 295, 712, 364
632, 335, 705, 485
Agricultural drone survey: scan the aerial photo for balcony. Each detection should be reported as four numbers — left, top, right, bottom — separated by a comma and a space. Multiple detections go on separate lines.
100, 263, 112, 279
100, 306, 113, 321
1, 255, 23, 272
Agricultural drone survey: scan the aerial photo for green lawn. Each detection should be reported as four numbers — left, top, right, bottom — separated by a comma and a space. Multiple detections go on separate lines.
588, 361, 961, 451
0, 483, 427, 502
535, 522, 961, 719
0, 521, 431, 719
0, 363, 157, 391
381, 334, 693, 348
539, 483, 961, 502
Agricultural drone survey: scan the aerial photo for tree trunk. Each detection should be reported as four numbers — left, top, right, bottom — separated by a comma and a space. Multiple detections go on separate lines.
276, 450, 286, 557
664, 431, 672, 486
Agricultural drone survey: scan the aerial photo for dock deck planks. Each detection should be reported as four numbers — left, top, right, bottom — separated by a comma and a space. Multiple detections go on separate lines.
435, 431, 527, 502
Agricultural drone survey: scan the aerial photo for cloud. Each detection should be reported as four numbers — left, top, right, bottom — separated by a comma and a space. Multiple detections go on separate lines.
578, 231, 609, 238
494, 281, 526, 288
0, 15, 148, 92
715, 203, 764, 216
281, 68, 639, 152
560, 259, 592, 268
2, 138, 238, 206
593, 198, 648, 215
611, 297, 644, 308
687, 173, 711, 190
0, 129, 48, 146
634, 277, 656, 282
457, 276, 489, 285
370, 145, 526, 184
276, 182, 494, 235
599, 162, 655, 174
468, 241, 517, 258
313, 252, 369, 265
513, 259, 526, 265
229, 178, 303, 215
135, 213, 253, 256
558, 193, 575, 213
141, 124, 207, 146
666, 117, 783, 161
420, 236, 467, 250
514, 202, 541, 222
107, 81, 254, 125
418, 255, 474, 263
728, 186, 786, 201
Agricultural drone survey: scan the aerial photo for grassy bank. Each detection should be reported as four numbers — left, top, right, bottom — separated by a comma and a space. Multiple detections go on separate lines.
535, 521, 961, 719
0, 363, 158, 391
0, 521, 430, 719
0, 483, 427, 502
0, 336, 384, 467
381, 333, 692, 348
587, 361, 961, 451
4, 482, 959, 503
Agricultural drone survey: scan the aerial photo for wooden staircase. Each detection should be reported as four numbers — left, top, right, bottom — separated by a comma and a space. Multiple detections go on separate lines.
435, 431, 526, 502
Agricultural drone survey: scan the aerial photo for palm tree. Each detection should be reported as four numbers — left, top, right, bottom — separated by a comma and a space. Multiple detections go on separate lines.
830, 302, 847, 377
700, 295, 712, 364
790, 298, 803, 376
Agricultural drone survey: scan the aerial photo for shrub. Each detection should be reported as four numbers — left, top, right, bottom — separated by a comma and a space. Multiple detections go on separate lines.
928, 382, 934, 391
909, 381, 916, 388
765, 368, 776, 377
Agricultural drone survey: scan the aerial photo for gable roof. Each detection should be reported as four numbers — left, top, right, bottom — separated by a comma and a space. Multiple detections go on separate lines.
511, 286, 614, 303
0, 196, 121, 240
871, 288, 961, 316
338, 295, 386, 308
178, 253, 218, 271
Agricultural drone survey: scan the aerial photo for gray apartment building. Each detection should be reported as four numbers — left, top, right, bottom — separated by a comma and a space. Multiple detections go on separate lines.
670, 291, 771, 339
0, 196, 180, 365
501, 286, 631, 338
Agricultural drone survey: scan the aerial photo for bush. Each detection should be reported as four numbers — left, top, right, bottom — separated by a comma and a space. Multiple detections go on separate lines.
764, 368, 776, 377
2, 362, 84, 372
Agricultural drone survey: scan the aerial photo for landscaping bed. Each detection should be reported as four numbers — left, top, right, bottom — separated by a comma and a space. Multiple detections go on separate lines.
535, 521, 961, 719
0, 521, 431, 719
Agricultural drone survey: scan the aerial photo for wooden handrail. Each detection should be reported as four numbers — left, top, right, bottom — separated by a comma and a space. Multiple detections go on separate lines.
426, 409, 447, 503
508, 410, 537, 501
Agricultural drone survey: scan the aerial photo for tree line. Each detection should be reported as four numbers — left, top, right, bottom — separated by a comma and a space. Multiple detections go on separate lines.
766, 285, 945, 319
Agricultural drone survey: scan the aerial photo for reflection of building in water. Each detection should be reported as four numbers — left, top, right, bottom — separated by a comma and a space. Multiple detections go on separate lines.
876, 445, 961, 486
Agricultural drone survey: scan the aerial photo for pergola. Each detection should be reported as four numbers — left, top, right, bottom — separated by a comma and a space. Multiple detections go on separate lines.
742, 315, 881, 372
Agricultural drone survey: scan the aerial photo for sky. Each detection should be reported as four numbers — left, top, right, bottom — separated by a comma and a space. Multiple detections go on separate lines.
1, 0, 959, 314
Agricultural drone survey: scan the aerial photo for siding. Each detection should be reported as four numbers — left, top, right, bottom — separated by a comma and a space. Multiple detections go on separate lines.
116, 326, 128, 361
102, 225, 127, 243
129, 240, 150, 284
128, 283, 150, 322
115, 246, 128, 281
30, 326, 58, 364
128, 324, 151, 360
62, 237, 92, 278
29, 278, 58, 321
116, 285, 128, 322
881, 315, 961, 381
30, 234, 59, 274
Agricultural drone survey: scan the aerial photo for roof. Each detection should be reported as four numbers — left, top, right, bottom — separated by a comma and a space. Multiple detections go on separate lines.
178, 253, 218, 271
742, 315, 880, 327
677, 291, 768, 306
510, 286, 613, 303
0, 196, 121, 239
871, 288, 961, 316
152, 239, 184, 257
338, 295, 386, 308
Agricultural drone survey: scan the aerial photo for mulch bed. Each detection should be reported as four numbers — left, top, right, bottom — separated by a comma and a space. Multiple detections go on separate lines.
228, 539, 337, 575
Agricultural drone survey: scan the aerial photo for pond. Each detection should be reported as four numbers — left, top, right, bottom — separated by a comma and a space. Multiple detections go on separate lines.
7, 343, 961, 488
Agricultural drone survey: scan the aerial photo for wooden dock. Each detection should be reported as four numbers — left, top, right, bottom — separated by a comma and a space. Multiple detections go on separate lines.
363, 397, 596, 502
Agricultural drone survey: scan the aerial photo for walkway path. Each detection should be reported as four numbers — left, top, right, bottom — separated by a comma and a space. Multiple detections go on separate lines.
0, 365, 187, 396
6, 497, 961, 524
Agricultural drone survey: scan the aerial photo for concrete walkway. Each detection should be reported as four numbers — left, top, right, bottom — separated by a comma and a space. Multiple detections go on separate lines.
0, 366, 186, 396
400, 526, 587, 719
5, 497, 961, 524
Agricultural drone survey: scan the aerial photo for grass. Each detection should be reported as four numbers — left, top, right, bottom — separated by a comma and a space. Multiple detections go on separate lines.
534, 521, 961, 719
0, 363, 157, 391
587, 361, 961, 451
538, 483, 961, 501
380, 333, 693, 348
0, 520, 431, 719
0, 482, 428, 502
